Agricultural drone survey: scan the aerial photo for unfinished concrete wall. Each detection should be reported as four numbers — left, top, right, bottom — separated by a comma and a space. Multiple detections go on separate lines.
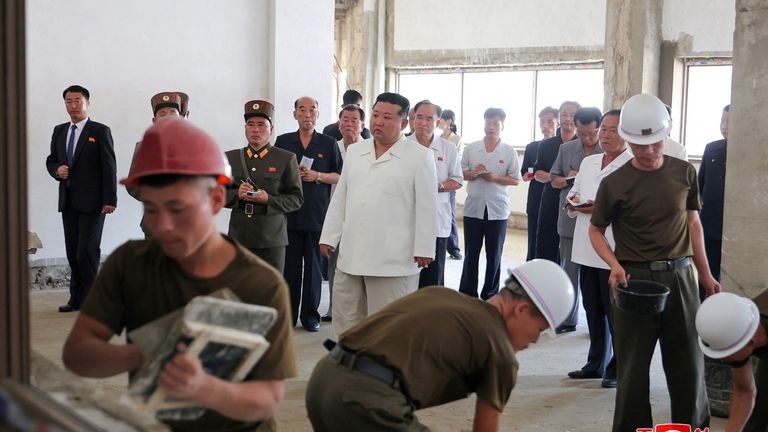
662, 0, 735, 56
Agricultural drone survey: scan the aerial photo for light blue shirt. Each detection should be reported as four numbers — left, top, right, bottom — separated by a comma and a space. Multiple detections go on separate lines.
461, 139, 521, 220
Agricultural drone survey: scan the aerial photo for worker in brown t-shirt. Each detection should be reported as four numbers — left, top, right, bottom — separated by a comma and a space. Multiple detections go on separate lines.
62, 119, 296, 432
588, 93, 720, 432
305, 259, 575, 431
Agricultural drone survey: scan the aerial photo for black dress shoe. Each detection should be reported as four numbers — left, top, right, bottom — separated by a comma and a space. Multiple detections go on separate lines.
448, 252, 463, 260
601, 378, 618, 388
320, 314, 332, 322
304, 322, 320, 332
58, 303, 80, 313
555, 325, 577, 334
567, 369, 602, 379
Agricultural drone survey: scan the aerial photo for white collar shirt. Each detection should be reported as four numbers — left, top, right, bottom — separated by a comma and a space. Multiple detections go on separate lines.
460, 139, 521, 220
66, 117, 89, 156
408, 134, 463, 237
568, 149, 634, 269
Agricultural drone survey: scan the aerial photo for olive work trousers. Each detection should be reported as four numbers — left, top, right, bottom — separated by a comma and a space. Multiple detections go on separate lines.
611, 262, 710, 432
306, 355, 428, 432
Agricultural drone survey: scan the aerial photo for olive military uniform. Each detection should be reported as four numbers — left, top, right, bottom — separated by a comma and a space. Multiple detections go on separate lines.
80, 238, 297, 432
305, 287, 518, 431
224, 144, 303, 272
591, 156, 709, 431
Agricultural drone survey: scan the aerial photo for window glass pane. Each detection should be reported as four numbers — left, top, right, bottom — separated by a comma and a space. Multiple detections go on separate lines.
397, 73, 463, 133
535, 69, 605, 141
462, 71, 535, 146
684, 65, 732, 156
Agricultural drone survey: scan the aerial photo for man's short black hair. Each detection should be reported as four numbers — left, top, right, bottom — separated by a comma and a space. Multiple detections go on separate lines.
294, 97, 319, 110
601, 109, 621, 122
374, 92, 410, 119
538, 106, 558, 118
342, 89, 363, 106
484, 107, 506, 122
339, 104, 365, 122
574, 107, 603, 127
63, 85, 90, 100
413, 100, 443, 118
724, 104, 730, 112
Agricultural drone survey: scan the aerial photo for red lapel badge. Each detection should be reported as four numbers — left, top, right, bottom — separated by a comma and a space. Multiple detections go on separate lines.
268, 167, 277, 173
437, 156, 444, 161
318, 153, 324, 159
499, 159, 504, 164
88, 137, 96, 142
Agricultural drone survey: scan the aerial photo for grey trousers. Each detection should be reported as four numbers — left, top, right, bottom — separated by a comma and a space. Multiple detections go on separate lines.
611, 262, 710, 432
559, 236, 580, 327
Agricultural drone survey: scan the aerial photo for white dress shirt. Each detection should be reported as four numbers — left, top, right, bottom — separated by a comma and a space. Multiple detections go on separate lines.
66, 117, 89, 156
568, 149, 634, 269
320, 135, 439, 277
408, 134, 463, 237
460, 139, 521, 220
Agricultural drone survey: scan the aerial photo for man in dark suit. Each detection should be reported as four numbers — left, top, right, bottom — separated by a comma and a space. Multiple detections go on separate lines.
45, 85, 117, 312
321, 89, 371, 141
276, 96, 342, 332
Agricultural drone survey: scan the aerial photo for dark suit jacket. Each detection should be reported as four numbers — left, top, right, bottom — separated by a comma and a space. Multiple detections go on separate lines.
698, 139, 727, 240
45, 119, 118, 212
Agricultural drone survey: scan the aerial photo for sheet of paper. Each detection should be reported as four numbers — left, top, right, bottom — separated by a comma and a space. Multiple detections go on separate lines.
299, 156, 314, 170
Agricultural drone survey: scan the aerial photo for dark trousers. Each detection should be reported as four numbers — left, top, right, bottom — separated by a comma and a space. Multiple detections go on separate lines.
699, 237, 722, 300
611, 263, 709, 432
447, 191, 461, 255
744, 357, 768, 431
62, 205, 105, 307
535, 197, 560, 262
579, 266, 616, 379
459, 210, 507, 300
284, 230, 322, 327
526, 212, 539, 261
419, 237, 448, 288
247, 246, 286, 273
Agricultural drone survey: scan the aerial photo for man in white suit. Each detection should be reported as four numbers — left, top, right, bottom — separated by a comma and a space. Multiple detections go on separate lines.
320, 92, 439, 336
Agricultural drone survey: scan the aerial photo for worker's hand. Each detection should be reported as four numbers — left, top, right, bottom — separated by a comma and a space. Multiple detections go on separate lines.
319, 244, 335, 258
573, 199, 595, 214
300, 168, 319, 183
414, 256, 433, 268
701, 274, 721, 298
478, 171, 497, 182
56, 165, 69, 180
608, 265, 628, 300
251, 190, 268, 204
567, 169, 579, 178
101, 205, 116, 215
158, 343, 209, 400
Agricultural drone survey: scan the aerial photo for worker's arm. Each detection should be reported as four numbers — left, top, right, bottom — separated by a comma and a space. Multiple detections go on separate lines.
478, 171, 519, 186
589, 224, 627, 290
472, 396, 501, 432
159, 348, 285, 422
725, 359, 756, 432
62, 314, 144, 377
534, 169, 551, 183
688, 210, 721, 297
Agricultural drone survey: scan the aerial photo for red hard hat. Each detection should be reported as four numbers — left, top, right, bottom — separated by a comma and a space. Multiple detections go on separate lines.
121, 118, 232, 187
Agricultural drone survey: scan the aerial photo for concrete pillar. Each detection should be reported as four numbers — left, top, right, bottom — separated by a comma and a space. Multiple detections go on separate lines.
603, 0, 663, 109
720, 0, 768, 298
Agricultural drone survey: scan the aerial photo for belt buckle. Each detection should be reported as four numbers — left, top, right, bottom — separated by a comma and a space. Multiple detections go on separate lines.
649, 260, 670, 271
244, 203, 254, 216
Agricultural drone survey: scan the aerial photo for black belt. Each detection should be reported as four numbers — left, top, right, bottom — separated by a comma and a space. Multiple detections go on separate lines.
621, 257, 691, 272
324, 339, 400, 388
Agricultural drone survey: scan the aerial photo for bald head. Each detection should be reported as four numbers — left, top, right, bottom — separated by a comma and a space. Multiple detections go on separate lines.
293, 96, 319, 133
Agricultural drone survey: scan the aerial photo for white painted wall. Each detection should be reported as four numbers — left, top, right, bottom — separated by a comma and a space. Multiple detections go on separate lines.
27, 0, 335, 260
662, 0, 735, 53
393, 0, 606, 51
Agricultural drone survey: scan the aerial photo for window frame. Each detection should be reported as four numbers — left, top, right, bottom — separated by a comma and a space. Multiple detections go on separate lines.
680, 57, 732, 159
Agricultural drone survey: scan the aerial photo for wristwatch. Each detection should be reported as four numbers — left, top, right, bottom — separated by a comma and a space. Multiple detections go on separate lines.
315, 172, 322, 184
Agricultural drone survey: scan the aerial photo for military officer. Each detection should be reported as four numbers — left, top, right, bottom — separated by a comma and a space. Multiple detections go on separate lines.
224, 100, 304, 272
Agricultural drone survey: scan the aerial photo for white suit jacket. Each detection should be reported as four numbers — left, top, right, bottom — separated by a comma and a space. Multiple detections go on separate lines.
320, 135, 439, 277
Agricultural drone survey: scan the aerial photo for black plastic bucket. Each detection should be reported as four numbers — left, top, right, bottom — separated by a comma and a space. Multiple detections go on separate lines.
615, 280, 670, 314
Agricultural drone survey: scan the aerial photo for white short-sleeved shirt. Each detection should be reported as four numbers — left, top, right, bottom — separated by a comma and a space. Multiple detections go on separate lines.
461, 139, 521, 220
409, 134, 463, 237
568, 149, 634, 269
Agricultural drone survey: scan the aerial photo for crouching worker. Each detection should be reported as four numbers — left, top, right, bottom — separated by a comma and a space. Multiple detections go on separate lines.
305, 259, 574, 432
696, 291, 768, 432
62, 118, 296, 431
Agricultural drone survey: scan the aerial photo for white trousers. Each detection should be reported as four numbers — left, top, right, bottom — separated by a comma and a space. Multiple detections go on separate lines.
331, 269, 419, 338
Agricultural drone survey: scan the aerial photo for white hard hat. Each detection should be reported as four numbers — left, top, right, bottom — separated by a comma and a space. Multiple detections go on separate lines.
508, 259, 575, 336
618, 93, 672, 145
696, 292, 760, 359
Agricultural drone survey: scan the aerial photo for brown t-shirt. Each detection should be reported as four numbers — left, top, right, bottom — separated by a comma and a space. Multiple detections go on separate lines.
340, 287, 518, 412
81, 237, 296, 432
590, 156, 701, 262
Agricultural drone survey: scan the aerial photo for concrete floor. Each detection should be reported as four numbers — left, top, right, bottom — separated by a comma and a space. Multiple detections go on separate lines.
29, 228, 726, 431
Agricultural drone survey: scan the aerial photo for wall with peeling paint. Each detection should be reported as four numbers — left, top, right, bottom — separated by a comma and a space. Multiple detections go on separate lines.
662, 0, 735, 54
